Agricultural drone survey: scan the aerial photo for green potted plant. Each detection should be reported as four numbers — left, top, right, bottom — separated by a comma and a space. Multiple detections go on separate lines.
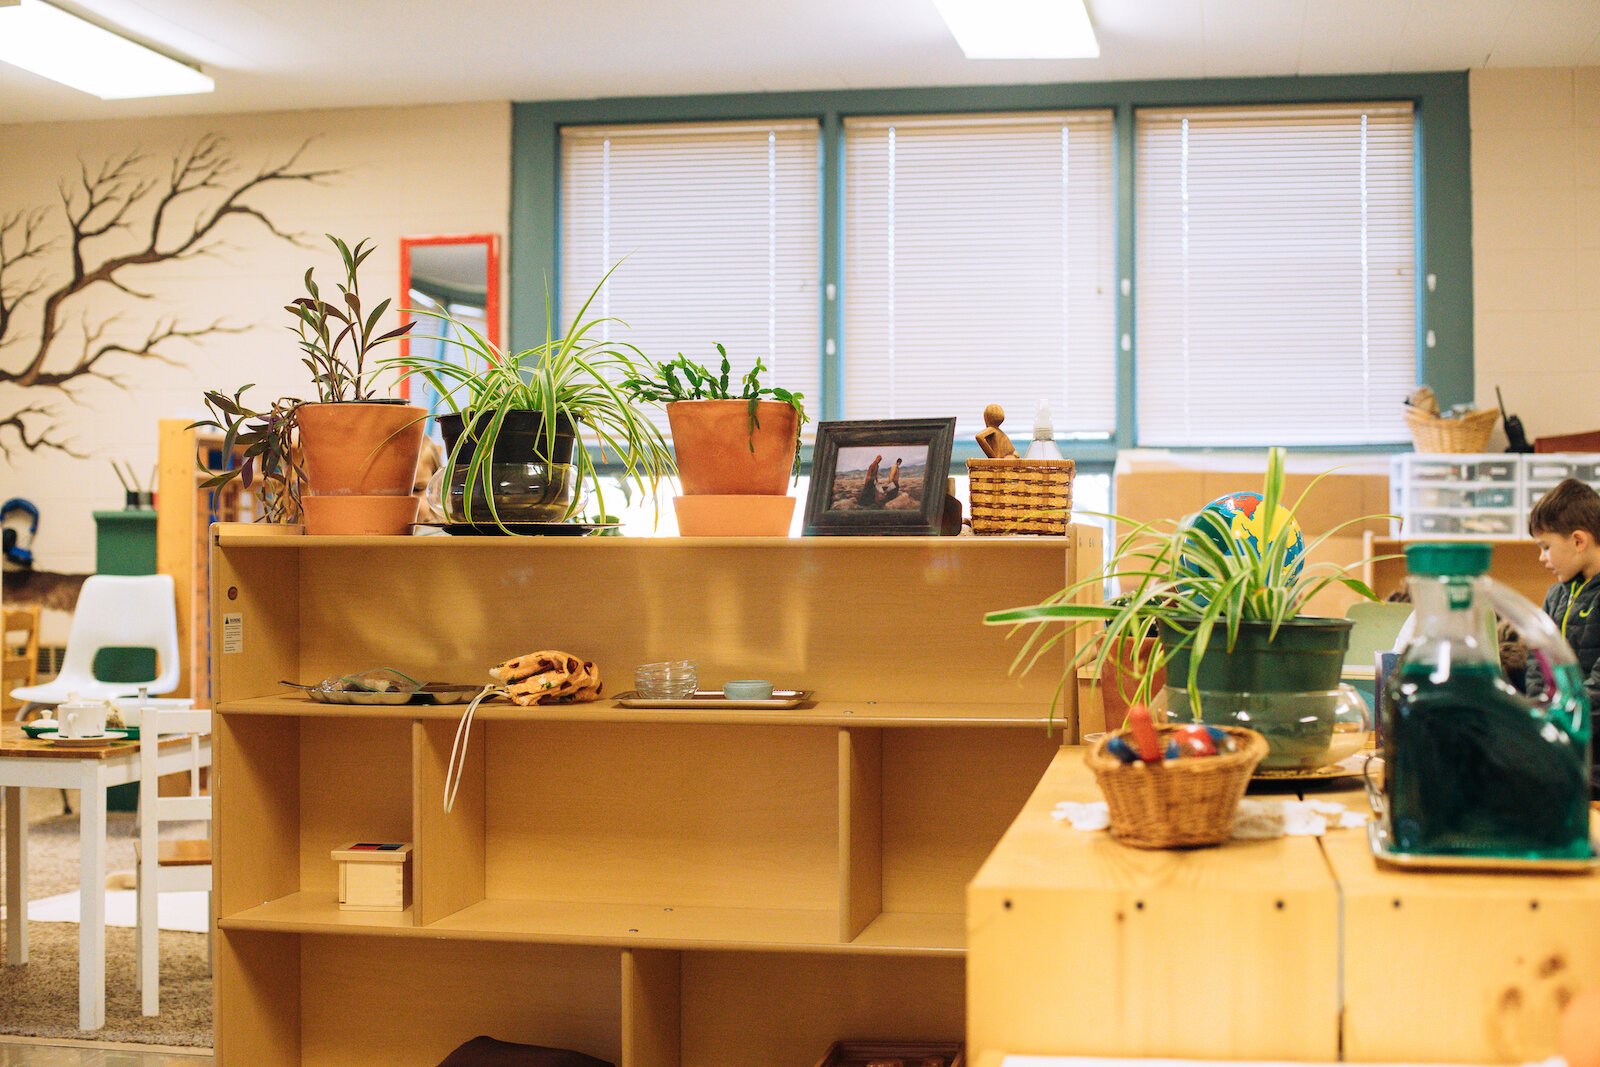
193, 235, 421, 535
621, 344, 808, 493
382, 269, 674, 531
619, 345, 808, 536
985, 448, 1390, 769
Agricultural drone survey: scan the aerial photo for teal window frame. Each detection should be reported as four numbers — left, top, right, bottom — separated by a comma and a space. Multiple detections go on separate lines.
512, 72, 1470, 467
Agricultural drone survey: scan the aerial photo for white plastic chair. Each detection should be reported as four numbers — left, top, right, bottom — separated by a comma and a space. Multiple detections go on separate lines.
135, 698, 212, 1016
10, 574, 180, 714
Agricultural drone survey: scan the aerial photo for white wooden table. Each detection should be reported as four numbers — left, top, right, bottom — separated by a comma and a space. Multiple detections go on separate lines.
1, 723, 212, 1031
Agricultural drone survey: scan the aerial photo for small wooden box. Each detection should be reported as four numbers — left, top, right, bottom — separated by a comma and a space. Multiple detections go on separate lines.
331, 842, 412, 912
814, 1041, 965, 1067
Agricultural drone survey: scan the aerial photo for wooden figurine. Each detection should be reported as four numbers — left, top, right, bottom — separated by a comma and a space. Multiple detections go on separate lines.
331, 841, 412, 912
975, 404, 1019, 459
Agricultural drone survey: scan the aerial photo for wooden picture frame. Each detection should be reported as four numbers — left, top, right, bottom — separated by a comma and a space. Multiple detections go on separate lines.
803, 418, 956, 536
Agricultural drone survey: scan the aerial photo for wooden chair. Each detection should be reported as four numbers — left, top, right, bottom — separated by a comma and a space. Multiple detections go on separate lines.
135, 700, 211, 1016
2, 605, 40, 717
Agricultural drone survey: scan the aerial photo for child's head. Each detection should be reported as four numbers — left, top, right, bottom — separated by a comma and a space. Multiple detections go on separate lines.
1528, 478, 1600, 582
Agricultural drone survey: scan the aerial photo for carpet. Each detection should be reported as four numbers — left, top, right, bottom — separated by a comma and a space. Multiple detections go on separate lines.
0, 792, 212, 1047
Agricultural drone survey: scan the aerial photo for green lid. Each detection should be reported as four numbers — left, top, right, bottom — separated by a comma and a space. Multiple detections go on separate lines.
1405, 541, 1493, 577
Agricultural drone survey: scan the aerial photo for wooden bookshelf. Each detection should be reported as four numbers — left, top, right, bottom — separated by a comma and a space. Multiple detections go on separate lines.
212, 526, 1100, 1066
1363, 531, 1549, 604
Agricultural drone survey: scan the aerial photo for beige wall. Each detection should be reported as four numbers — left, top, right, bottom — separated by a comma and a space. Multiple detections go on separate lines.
1471, 67, 1600, 442
0, 102, 510, 575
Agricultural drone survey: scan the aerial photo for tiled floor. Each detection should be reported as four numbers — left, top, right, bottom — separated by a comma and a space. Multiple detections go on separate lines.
0, 1041, 210, 1065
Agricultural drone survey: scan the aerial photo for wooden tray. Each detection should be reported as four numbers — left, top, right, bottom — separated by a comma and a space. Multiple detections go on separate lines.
613, 689, 813, 710
1367, 819, 1600, 874
814, 1040, 964, 1067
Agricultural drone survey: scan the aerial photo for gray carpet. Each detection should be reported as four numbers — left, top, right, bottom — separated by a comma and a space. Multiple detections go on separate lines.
1, 791, 212, 1047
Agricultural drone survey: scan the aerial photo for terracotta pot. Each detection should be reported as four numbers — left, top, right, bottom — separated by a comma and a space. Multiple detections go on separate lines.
297, 401, 425, 495
302, 495, 420, 536
667, 400, 798, 496
1098, 636, 1164, 733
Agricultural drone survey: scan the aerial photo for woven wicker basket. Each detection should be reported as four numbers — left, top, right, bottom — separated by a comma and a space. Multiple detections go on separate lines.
966, 457, 1074, 535
1085, 726, 1268, 849
1404, 406, 1498, 454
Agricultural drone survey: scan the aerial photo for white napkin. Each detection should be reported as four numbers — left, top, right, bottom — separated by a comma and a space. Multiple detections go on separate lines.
1053, 798, 1365, 839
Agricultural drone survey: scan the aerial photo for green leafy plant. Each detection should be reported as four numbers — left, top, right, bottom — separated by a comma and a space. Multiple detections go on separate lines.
620, 344, 809, 475
284, 236, 412, 403
983, 448, 1395, 727
379, 264, 675, 527
190, 235, 413, 522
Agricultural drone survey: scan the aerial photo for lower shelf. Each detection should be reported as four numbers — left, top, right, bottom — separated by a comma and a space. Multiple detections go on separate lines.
219, 891, 963, 955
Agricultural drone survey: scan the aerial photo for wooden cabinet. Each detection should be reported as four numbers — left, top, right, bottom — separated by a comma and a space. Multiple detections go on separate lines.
211, 526, 1100, 1066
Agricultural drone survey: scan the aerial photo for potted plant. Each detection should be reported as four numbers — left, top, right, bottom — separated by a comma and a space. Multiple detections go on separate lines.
619, 345, 808, 535
985, 448, 1389, 769
382, 270, 674, 530
621, 344, 808, 492
193, 235, 422, 535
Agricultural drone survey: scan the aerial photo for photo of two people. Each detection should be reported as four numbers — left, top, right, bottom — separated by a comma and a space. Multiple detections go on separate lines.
827, 444, 928, 511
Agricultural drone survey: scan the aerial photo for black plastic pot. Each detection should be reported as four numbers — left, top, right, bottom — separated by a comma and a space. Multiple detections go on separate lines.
438, 410, 577, 466
1157, 616, 1353, 693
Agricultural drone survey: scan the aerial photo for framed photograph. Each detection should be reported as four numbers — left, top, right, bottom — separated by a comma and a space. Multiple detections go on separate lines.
803, 418, 956, 536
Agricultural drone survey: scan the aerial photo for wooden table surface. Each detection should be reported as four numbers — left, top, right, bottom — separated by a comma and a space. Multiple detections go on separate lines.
967, 745, 1600, 1065
0, 721, 190, 759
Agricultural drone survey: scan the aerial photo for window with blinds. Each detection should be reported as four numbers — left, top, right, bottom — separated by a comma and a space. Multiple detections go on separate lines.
560, 120, 821, 429
1135, 103, 1416, 447
844, 111, 1116, 437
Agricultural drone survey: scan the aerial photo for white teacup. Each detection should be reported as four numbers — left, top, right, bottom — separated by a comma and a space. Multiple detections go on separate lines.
58, 701, 108, 739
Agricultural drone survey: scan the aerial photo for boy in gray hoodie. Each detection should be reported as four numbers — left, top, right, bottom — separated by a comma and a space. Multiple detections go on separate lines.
1524, 478, 1600, 795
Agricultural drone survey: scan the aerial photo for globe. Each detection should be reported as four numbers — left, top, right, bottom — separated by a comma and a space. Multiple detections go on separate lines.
1181, 491, 1305, 577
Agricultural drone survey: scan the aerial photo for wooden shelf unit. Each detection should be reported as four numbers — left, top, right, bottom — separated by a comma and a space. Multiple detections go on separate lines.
1364, 531, 1549, 604
212, 527, 1100, 1066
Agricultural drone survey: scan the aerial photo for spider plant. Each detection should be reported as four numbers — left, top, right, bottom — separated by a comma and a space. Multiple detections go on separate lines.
379, 264, 674, 527
984, 447, 1395, 728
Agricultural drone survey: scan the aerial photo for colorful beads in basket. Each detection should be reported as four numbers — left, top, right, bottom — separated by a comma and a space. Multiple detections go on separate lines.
1107, 710, 1236, 764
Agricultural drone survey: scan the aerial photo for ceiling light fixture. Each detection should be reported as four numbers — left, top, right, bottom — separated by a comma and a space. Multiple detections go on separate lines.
933, 0, 1099, 59
0, 0, 214, 99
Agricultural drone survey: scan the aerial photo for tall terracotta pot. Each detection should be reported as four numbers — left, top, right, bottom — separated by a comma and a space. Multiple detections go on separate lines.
296, 401, 425, 535
666, 400, 798, 496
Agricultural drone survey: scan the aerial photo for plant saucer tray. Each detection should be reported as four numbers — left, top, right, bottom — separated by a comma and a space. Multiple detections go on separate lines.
1252, 752, 1375, 783
612, 689, 813, 710
414, 521, 620, 537
1367, 819, 1600, 874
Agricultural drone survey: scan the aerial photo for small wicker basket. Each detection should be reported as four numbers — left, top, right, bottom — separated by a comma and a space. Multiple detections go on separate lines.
1085, 726, 1268, 849
966, 457, 1074, 535
1404, 405, 1498, 454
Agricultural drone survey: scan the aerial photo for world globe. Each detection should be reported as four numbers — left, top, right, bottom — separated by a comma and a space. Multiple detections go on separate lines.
1181, 491, 1305, 578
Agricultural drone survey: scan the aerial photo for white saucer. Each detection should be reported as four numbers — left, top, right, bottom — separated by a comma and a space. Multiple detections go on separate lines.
37, 730, 129, 747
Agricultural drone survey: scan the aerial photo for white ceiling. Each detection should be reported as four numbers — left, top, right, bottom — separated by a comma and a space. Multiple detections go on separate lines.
2, 0, 1599, 125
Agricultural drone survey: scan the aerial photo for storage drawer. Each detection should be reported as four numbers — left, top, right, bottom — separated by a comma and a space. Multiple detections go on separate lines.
1403, 460, 1477, 482
1408, 486, 1516, 509
1527, 458, 1581, 481
1408, 512, 1461, 534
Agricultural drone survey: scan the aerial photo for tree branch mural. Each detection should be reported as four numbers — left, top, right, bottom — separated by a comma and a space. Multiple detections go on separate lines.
0, 134, 337, 456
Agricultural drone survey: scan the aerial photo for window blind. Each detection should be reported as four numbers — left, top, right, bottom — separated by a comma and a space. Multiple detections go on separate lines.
560, 120, 820, 430
844, 111, 1116, 437
1134, 103, 1416, 447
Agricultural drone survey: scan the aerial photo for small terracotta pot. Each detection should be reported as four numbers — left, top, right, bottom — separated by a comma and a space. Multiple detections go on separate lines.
1099, 637, 1164, 733
302, 495, 420, 536
297, 401, 426, 496
667, 400, 799, 496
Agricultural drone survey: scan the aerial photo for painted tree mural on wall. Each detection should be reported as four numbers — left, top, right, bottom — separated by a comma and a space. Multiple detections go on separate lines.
0, 135, 332, 458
